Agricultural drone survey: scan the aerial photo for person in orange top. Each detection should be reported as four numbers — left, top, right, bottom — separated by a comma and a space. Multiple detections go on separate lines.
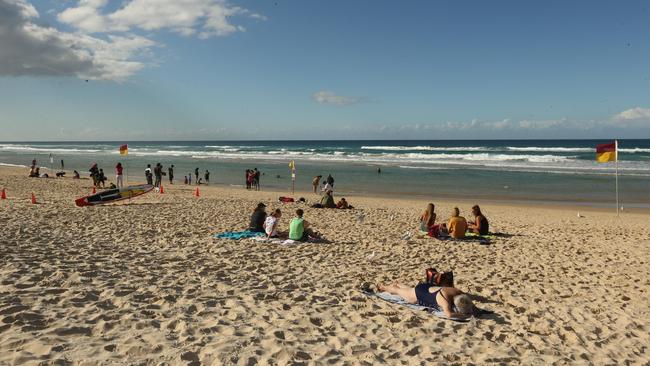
447, 207, 467, 239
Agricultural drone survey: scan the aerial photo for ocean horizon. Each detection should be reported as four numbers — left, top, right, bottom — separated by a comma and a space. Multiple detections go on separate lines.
2, 139, 649, 207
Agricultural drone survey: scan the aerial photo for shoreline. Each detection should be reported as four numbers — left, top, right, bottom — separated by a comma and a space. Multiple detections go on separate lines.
3, 165, 649, 214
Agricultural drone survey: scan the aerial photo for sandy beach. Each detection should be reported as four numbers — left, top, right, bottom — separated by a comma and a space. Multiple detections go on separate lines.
1, 165, 649, 365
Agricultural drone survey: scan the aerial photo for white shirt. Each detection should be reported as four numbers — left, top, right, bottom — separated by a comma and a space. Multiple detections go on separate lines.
322, 183, 333, 193
264, 216, 278, 237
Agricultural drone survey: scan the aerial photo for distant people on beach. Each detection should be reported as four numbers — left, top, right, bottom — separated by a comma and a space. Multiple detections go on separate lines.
312, 175, 322, 193
326, 174, 334, 187
419, 203, 437, 233
29, 166, 41, 178
249, 203, 267, 233
97, 168, 107, 188
320, 191, 336, 208
168, 165, 174, 184
467, 205, 489, 235
264, 208, 283, 238
448, 207, 467, 239
188, 172, 192, 185
204, 170, 210, 185
61, 159, 65, 170
245, 169, 251, 189
289, 209, 321, 241
184, 176, 188, 185
153, 163, 164, 188
253, 168, 260, 190
89, 163, 100, 186
145, 164, 153, 185
322, 181, 333, 195
377, 168, 381, 174
73, 170, 80, 179
115, 162, 124, 188
336, 197, 353, 209
195, 167, 200, 184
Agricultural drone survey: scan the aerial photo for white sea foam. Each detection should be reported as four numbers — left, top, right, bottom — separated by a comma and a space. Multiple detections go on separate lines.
506, 147, 593, 152
361, 145, 489, 151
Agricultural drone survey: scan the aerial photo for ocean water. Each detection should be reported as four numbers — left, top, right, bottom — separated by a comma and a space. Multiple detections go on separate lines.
1, 140, 649, 206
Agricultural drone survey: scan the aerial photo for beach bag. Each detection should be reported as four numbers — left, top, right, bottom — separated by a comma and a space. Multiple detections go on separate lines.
425, 268, 454, 287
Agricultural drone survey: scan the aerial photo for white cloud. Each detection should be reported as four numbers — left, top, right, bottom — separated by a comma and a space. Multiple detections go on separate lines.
0, 0, 155, 81
613, 107, 650, 121
57, 0, 262, 38
312, 90, 364, 106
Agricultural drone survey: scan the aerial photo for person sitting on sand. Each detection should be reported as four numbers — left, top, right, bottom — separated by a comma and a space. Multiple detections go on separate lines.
336, 197, 353, 209
248, 203, 267, 233
264, 209, 283, 238
448, 207, 467, 239
289, 209, 320, 241
467, 205, 489, 235
322, 181, 333, 195
376, 282, 475, 319
419, 203, 436, 232
320, 191, 336, 208
73, 170, 80, 179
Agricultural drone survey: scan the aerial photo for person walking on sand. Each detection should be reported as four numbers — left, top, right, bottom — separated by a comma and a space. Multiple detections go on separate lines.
115, 162, 124, 189
204, 169, 210, 185
312, 175, 322, 194
195, 167, 200, 185
168, 165, 174, 184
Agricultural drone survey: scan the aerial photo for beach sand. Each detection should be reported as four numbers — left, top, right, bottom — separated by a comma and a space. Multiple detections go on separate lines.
1, 165, 649, 365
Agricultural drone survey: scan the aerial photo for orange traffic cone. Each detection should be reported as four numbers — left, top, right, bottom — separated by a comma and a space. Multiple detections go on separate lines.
159, 184, 164, 194
31, 193, 37, 204
92, 186, 96, 194
1, 188, 6, 200
195, 187, 200, 197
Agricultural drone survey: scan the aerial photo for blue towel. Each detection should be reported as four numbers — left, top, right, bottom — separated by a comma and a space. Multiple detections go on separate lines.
213, 231, 265, 240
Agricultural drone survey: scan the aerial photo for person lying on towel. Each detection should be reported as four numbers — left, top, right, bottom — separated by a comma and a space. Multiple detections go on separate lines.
376, 282, 474, 319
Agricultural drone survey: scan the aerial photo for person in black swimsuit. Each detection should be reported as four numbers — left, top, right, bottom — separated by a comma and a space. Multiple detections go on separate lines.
377, 282, 474, 318
467, 205, 489, 235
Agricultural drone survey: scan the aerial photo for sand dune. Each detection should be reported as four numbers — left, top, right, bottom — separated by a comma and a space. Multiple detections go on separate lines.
1, 166, 649, 364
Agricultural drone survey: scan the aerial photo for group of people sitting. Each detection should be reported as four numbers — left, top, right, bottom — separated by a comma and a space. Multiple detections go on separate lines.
419, 204, 489, 239
248, 203, 321, 241
312, 190, 353, 209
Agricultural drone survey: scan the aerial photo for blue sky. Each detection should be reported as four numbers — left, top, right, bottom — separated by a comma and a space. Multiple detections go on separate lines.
1, 0, 649, 140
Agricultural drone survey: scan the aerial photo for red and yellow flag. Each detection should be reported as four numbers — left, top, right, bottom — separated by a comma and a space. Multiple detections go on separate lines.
596, 142, 616, 163
119, 144, 128, 156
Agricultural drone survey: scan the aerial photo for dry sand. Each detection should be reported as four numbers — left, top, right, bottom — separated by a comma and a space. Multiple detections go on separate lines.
1, 166, 649, 365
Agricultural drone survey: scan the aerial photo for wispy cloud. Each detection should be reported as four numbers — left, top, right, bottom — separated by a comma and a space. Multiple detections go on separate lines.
312, 90, 364, 106
613, 107, 650, 121
0, 0, 263, 81
0, 0, 155, 81
57, 0, 263, 38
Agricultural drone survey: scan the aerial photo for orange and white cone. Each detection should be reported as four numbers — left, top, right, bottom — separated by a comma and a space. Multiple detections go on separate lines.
159, 184, 164, 194
1, 188, 6, 200
31, 193, 37, 204
195, 187, 200, 197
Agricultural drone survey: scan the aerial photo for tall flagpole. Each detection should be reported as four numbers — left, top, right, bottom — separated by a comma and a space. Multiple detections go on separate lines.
615, 140, 619, 216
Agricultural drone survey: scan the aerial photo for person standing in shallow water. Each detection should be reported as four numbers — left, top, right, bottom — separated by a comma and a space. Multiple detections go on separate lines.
168, 165, 174, 184
195, 167, 199, 185
204, 170, 210, 185
145, 164, 153, 185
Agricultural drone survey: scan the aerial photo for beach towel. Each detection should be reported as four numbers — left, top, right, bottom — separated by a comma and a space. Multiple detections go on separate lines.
465, 232, 497, 240
361, 289, 493, 322
213, 231, 265, 240
250, 236, 327, 245
361, 289, 470, 322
